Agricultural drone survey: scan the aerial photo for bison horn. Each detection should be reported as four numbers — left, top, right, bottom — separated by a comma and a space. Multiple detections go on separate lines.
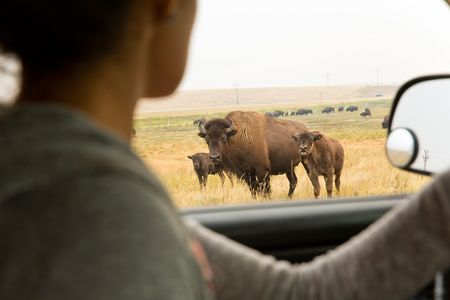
198, 121, 206, 135
226, 120, 235, 134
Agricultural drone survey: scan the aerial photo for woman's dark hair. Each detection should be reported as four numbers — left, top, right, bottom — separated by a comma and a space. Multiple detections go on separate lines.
0, 1, 132, 74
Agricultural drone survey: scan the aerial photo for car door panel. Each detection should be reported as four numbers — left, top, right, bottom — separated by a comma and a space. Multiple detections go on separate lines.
182, 194, 440, 299
182, 195, 407, 262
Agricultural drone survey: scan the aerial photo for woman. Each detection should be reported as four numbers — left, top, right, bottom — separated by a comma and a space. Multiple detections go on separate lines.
0, 0, 449, 299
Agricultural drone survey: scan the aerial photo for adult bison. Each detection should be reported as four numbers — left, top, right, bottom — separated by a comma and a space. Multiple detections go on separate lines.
187, 153, 233, 189
346, 105, 358, 112
322, 107, 335, 114
296, 108, 313, 115
293, 131, 344, 198
360, 108, 372, 118
198, 111, 308, 197
272, 110, 284, 118
382, 115, 389, 129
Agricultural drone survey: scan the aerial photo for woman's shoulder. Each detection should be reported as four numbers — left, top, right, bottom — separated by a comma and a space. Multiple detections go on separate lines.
0, 103, 160, 198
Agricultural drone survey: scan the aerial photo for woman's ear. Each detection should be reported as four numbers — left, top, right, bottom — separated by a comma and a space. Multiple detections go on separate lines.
144, 0, 196, 98
156, 0, 179, 20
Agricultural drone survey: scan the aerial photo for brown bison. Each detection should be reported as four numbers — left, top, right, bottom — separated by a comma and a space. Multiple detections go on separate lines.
360, 108, 372, 118
187, 153, 233, 189
296, 108, 313, 115
346, 105, 358, 112
322, 107, 335, 114
293, 131, 344, 198
382, 115, 389, 129
198, 111, 309, 197
131, 127, 136, 137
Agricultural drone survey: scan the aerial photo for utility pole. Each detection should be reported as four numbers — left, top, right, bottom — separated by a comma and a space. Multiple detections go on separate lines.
234, 82, 240, 106
423, 150, 430, 171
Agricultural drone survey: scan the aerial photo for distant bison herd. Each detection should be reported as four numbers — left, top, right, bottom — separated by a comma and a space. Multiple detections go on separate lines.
263, 105, 369, 117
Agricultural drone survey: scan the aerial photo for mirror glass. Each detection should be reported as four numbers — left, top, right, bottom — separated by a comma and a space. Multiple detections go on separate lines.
386, 128, 417, 168
390, 77, 450, 174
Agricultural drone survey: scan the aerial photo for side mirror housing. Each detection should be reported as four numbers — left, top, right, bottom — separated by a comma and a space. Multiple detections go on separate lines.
386, 75, 450, 175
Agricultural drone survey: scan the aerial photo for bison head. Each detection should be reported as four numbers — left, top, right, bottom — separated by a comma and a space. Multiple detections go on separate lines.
187, 154, 203, 170
292, 131, 322, 158
198, 118, 237, 164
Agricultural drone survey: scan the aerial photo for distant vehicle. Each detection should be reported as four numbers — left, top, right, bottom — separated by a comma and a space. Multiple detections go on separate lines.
376, 93, 383, 97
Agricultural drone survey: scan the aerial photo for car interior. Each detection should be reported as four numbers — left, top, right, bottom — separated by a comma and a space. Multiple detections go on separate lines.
1, 0, 450, 299
172, 1, 450, 299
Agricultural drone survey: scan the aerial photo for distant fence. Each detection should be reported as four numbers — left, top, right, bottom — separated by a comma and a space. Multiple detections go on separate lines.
135, 113, 225, 134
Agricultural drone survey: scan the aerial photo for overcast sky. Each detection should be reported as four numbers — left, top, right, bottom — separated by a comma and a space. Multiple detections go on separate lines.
179, 0, 450, 90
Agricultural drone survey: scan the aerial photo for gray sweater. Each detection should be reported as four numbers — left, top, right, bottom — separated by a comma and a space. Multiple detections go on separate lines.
0, 105, 211, 299
0, 104, 449, 299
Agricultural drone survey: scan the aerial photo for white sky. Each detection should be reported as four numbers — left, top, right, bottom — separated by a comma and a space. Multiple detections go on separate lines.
180, 0, 450, 90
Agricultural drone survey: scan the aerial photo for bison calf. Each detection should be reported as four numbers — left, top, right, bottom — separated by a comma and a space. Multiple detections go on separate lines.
188, 153, 232, 189
293, 131, 344, 198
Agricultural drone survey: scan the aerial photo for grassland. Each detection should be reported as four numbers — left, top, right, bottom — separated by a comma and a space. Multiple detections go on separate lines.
132, 98, 430, 208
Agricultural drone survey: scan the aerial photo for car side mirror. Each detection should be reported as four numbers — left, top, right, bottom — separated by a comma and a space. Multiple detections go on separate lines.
386, 75, 450, 175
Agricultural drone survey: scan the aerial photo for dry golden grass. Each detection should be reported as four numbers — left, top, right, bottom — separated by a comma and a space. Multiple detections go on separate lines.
132, 98, 430, 208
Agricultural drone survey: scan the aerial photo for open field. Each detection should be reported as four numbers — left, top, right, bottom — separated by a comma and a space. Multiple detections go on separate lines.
136, 85, 398, 114
132, 97, 430, 208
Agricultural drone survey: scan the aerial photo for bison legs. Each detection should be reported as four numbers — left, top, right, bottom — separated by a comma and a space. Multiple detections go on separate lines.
243, 173, 258, 198
244, 171, 271, 198
218, 171, 225, 187
308, 173, 321, 198
217, 171, 234, 187
301, 161, 310, 175
197, 174, 207, 190
285, 170, 297, 198
334, 169, 342, 195
225, 172, 234, 187
325, 171, 334, 198
256, 170, 271, 197
260, 176, 271, 197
